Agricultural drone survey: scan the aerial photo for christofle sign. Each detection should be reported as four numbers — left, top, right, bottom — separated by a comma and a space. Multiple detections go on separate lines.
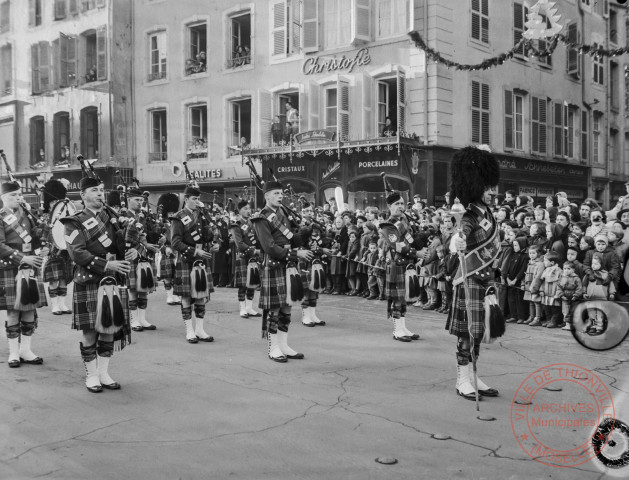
302, 48, 371, 75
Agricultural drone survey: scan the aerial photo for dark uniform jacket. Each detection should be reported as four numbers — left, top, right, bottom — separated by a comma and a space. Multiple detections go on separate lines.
252, 205, 301, 265
0, 206, 42, 270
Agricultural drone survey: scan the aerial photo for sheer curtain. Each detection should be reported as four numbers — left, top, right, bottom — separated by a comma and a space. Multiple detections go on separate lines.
324, 0, 351, 48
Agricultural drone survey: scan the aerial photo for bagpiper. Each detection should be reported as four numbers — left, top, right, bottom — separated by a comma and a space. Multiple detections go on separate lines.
60, 169, 132, 392
447, 146, 502, 401
251, 179, 314, 362
170, 178, 215, 344
230, 198, 262, 318
156, 193, 181, 306
1, 180, 48, 368
41, 178, 74, 315
124, 186, 158, 332
379, 175, 421, 342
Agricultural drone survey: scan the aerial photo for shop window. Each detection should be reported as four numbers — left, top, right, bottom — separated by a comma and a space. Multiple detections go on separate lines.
148, 31, 167, 81
471, 0, 489, 44
230, 98, 251, 148
29, 116, 46, 167
270, 0, 302, 59
31, 41, 51, 94
324, 0, 350, 48
185, 23, 207, 75
0, 44, 11, 96
187, 104, 207, 159
81, 27, 107, 83
471, 80, 489, 144
53, 33, 77, 88
377, 0, 407, 38
149, 109, 167, 162
227, 12, 251, 69
610, 61, 618, 109
513, 3, 528, 57
593, 112, 601, 163
377, 78, 397, 136
80, 106, 99, 159
504, 90, 523, 151
53, 112, 71, 166
581, 110, 588, 161
29, 0, 42, 27
531, 96, 547, 154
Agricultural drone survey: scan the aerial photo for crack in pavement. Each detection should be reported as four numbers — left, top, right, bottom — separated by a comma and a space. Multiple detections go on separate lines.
497, 341, 533, 363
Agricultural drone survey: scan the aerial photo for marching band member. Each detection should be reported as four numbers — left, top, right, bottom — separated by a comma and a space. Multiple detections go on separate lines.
41, 179, 73, 315
124, 187, 158, 331
157, 193, 181, 306
60, 174, 133, 392
230, 198, 262, 318
447, 146, 501, 400
1, 181, 48, 368
170, 182, 216, 343
252, 180, 314, 362
380, 181, 421, 343
300, 221, 330, 327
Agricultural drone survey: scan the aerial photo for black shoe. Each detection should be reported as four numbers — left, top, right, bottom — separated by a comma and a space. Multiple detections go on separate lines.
20, 356, 43, 365
8, 359, 20, 368
142, 324, 157, 331
409, 334, 420, 340
187, 337, 199, 344
86, 384, 103, 393
456, 388, 480, 401
132, 325, 144, 332
478, 387, 499, 397
247, 312, 261, 317
302, 322, 316, 327
62, 309, 72, 314
286, 353, 304, 359
101, 382, 121, 390
393, 335, 412, 342
269, 355, 288, 363
53, 311, 63, 316
196, 335, 214, 342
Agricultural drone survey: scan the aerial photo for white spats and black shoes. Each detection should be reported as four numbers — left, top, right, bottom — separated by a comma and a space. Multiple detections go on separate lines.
245, 299, 261, 317
84, 359, 103, 393
7, 337, 20, 368
166, 291, 179, 305
97, 356, 121, 390
277, 330, 304, 359
59, 296, 72, 314
392, 317, 411, 342
51, 297, 63, 316
267, 333, 287, 363
185, 319, 198, 343
400, 316, 420, 340
310, 308, 326, 326
137, 309, 156, 330
456, 363, 480, 401
194, 317, 214, 342
302, 307, 315, 327
19, 336, 43, 365
468, 364, 499, 397
239, 301, 249, 318
130, 309, 143, 332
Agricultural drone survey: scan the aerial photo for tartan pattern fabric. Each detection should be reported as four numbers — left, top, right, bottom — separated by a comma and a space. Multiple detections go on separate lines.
43, 251, 73, 283
0, 267, 48, 310
448, 276, 488, 341
159, 254, 175, 280
258, 264, 287, 310
233, 255, 249, 288
173, 257, 214, 298
384, 263, 406, 301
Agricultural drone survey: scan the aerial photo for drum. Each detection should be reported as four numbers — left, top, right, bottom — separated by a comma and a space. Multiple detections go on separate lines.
50, 200, 77, 250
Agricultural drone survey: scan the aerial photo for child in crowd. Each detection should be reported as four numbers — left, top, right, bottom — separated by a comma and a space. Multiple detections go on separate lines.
505, 237, 530, 324
345, 228, 360, 295
433, 245, 448, 313
566, 247, 585, 279
530, 252, 563, 328
528, 221, 549, 250
584, 235, 621, 285
365, 241, 381, 300
556, 261, 583, 331
582, 253, 617, 334
418, 233, 441, 310
497, 228, 517, 316
443, 242, 459, 316
521, 244, 545, 325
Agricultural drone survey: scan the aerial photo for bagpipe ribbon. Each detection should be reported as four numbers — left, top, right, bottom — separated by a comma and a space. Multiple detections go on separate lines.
95, 277, 126, 334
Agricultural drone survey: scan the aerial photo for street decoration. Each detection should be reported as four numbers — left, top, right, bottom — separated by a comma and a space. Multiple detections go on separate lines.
522, 0, 563, 40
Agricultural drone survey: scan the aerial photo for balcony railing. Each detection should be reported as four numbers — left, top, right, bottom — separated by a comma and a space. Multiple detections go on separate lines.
226, 54, 251, 69
148, 71, 167, 82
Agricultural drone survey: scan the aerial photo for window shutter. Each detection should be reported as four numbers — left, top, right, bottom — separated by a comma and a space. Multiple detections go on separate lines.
471, 80, 480, 143
271, 1, 287, 57
59, 35, 69, 88
352, 0, 372, 43
67, 35, 77, 85
256, 89, 272, 146
567, 23, 579, 75
298, 88, 308, 133
290, 0, 302, 54
481, 83, 489, 144
538, 98, 547, 153
31, 43, 40, 94
504, 90, 513, 149
302, 0, 318, 53
309, 80, 320, 129
0, 1, 10, 33
337, 78, 350, 141
553, 102, 563, 156
55, 0, 67, 20
397, 70, 406, 136
471, 0, 480, 41
362, 72, 373, 138
28, 0, 35, 27
96, 25, 107, 80
513, 3, 528, 56
39, 41, 50, 91
581, 110, 588, 160
69, 0, 78, 14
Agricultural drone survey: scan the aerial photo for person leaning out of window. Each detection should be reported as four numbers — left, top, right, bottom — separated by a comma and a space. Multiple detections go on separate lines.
381, 117, 396, 137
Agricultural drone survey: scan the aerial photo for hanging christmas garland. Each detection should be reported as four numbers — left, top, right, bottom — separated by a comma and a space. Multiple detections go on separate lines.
408, 31, 629, 72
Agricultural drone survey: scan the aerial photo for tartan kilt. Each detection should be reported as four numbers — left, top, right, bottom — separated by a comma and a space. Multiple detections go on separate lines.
43, 251, 73, 283
0, 267, 48, 310
258, 264, 287, 310
159, 254, 175, 280
72, 282, 131, 348
173, 257, 214, 298
447, 277, 488, 341
384, 264, 406, 302
233, 255, 249, 288
127, 259, 156, 294
330, 256, 346, 275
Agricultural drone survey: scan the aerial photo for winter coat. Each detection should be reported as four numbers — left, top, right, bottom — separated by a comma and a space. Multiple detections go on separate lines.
583, 247, 621, 282
610, 240, 629, 265
444, 253, 459, 284
524, 257, 545, 302
504, 240, 529, 288
583, 269, 616, 300
585, 223, 608, 239
556, 272, 583, 301
538, 264, 563, 306
571, 259, 586, 279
